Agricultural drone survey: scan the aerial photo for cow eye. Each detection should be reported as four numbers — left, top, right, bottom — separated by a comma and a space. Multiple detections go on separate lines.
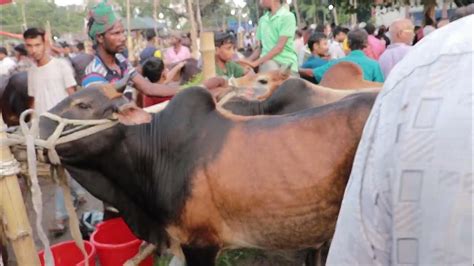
257, 79, 268, 85
77, 102, 91, 109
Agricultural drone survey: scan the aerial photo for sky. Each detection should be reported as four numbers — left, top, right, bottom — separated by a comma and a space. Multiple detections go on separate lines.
55, 0, 84, 6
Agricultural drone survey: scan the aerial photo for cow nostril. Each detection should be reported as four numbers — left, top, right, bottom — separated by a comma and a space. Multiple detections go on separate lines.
258, 79, 268, 85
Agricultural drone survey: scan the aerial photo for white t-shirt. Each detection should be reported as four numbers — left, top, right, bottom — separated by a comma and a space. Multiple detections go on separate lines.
327, 15, 472, 266
28, 57, 76, 114
0, 56, 17, 75
328, 39, 345, 60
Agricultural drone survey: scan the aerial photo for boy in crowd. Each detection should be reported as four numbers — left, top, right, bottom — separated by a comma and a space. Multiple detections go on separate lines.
214, 32, 247, 79
239, 0, 298, 74
301, 32, 329, 69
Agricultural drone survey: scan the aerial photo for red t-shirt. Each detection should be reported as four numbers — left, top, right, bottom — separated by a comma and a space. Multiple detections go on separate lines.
142, 95, 173, 107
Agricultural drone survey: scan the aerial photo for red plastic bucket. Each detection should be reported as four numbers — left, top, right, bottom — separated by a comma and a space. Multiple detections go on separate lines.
38, 240, 96, 266
90, 218, 153, 266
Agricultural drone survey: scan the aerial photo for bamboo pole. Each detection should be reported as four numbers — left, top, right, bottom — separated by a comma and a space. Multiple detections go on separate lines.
0, 117, 40, 266
186, 0, 199, 59
200, 32, 216, 80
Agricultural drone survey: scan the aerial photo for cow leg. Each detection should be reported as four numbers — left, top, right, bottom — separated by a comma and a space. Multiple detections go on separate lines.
181, 245, 219, 266
305, 248, 317, 266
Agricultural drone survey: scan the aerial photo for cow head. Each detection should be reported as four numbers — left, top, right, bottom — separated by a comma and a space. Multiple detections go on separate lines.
230, 65, 292, 99
39, 75, 151, 156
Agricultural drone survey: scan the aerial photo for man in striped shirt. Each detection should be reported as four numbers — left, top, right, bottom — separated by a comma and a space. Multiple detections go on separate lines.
82, 1, 178, 98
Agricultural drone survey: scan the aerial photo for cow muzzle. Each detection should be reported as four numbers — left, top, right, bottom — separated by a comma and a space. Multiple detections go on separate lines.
37, 111, 118, 165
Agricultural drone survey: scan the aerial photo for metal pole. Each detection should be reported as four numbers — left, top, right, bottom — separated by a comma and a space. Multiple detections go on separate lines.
0, 117, 40, 266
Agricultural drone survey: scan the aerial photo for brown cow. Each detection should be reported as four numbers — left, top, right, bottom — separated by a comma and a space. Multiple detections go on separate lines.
319, 61, 382, 89
230, 62, 382, 101
39, 81, 377, 266
222, 78, 380, 116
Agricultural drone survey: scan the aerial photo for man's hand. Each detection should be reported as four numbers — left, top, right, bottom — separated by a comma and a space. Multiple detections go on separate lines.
238, 59, 259, 69
202, 77, 228, 91
299, 68, 314, 78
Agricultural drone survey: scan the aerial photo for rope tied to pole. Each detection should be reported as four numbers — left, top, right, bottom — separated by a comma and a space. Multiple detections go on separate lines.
0, 109, 119, 266
19, 110, 55, 266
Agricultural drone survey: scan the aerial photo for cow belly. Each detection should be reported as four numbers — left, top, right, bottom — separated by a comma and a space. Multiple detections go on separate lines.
203, 125, 353, 249
217, 177, 341, 249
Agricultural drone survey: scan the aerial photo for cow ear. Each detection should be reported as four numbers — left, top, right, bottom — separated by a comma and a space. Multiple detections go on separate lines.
116, 103, 152, 125
279, 64, 292, 78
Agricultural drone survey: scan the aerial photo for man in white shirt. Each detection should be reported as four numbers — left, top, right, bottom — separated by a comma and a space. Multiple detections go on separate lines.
328, 26, 347, 60
0, 46, 17, 76
327, 15, 472, 266
378, 19, 414, 78
24, 27, 85, 235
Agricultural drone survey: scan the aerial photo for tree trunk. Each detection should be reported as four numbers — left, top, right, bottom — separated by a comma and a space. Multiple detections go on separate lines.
153, 0, 161, 47
351, 0, 357, 26
313, 0, 318, 24
186, 0, 199, 59
293, 0, 302, 28
126, 0, 133, 61
332, 7, 339, 25
195, 0, 203, 35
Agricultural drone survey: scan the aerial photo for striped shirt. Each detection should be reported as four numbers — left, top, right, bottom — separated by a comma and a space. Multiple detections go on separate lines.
81, 53, 133, 88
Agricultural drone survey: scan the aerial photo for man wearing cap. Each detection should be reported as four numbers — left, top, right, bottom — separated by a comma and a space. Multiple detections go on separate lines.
82, 1, 178, 98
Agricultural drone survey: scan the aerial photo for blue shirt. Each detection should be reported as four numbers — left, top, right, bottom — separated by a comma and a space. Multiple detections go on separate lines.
302, 55, 327, 69
313, 50, 385, 83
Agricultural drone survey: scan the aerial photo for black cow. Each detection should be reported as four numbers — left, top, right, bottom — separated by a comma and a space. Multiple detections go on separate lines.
39, 81, 377, 266
0, 71, 28, 126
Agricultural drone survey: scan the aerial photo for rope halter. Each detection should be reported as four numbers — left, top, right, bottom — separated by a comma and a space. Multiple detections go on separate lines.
36, 111, 118, 165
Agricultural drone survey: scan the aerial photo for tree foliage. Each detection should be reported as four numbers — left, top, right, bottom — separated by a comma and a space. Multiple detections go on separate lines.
0, 0, 85, 35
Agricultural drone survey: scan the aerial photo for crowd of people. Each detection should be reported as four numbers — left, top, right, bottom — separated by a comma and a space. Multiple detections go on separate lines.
0, 0, 471, 246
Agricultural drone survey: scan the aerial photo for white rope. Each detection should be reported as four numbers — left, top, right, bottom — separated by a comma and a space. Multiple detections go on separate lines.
0, 158, 21, 178
19, 110, 54, 266
0, 109, 120, 266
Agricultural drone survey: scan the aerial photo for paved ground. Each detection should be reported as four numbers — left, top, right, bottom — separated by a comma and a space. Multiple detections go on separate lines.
5, 172, 102, 265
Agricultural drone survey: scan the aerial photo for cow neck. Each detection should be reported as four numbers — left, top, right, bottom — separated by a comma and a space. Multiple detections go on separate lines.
117, 98, 233, 227
224, 97, 266, 116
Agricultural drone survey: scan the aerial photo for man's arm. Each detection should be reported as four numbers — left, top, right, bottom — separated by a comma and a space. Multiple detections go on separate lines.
246, 41, 261, 61
132, 73, 179, 97
164, 61, 185, 83
240, 37, 288, 68
298, 68, 314, 78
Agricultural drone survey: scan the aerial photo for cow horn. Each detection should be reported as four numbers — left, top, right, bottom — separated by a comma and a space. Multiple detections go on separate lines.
114, 72, 132, 92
